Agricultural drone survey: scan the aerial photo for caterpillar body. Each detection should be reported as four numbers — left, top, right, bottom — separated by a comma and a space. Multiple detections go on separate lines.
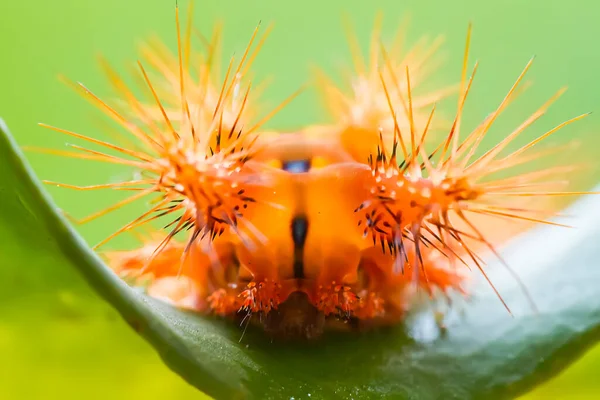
40, 6, 596, 340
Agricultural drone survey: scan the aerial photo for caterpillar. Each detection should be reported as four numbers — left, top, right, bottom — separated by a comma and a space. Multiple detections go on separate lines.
39, 5, 596, 340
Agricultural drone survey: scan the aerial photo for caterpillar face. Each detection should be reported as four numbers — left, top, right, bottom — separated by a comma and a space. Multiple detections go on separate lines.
105, 132, 464, 339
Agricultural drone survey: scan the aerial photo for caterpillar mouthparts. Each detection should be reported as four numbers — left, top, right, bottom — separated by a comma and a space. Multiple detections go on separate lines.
38, 5, 597, 340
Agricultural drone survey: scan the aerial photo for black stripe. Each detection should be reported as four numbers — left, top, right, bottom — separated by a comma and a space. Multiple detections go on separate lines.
284, 159, 310, 279
291, 215, 308, 279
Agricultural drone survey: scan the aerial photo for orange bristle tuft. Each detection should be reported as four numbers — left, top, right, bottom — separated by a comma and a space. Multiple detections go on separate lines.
40, 6, 295, 263
341, 24, 598, 315
312, 14, 455, 164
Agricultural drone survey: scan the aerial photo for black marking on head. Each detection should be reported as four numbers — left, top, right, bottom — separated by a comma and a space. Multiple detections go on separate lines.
282, 159, 311, 173
291, 215, 309, 279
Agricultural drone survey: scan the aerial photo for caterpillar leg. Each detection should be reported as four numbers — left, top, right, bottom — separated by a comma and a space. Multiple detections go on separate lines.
207, 288, 243, 316
314, 282, 359, 317
239, 280, 282, 314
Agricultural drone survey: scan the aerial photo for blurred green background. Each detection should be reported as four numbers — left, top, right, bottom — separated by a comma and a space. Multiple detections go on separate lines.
1, 0, 599, 398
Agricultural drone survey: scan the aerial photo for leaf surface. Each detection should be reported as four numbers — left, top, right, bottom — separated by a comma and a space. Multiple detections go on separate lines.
1, 119, 599, 399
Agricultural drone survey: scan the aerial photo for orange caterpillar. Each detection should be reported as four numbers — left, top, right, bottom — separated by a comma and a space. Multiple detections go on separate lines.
40, 7, 595, 339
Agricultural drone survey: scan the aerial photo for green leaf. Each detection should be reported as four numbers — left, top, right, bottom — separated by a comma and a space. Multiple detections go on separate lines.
2, 117, 599, 400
